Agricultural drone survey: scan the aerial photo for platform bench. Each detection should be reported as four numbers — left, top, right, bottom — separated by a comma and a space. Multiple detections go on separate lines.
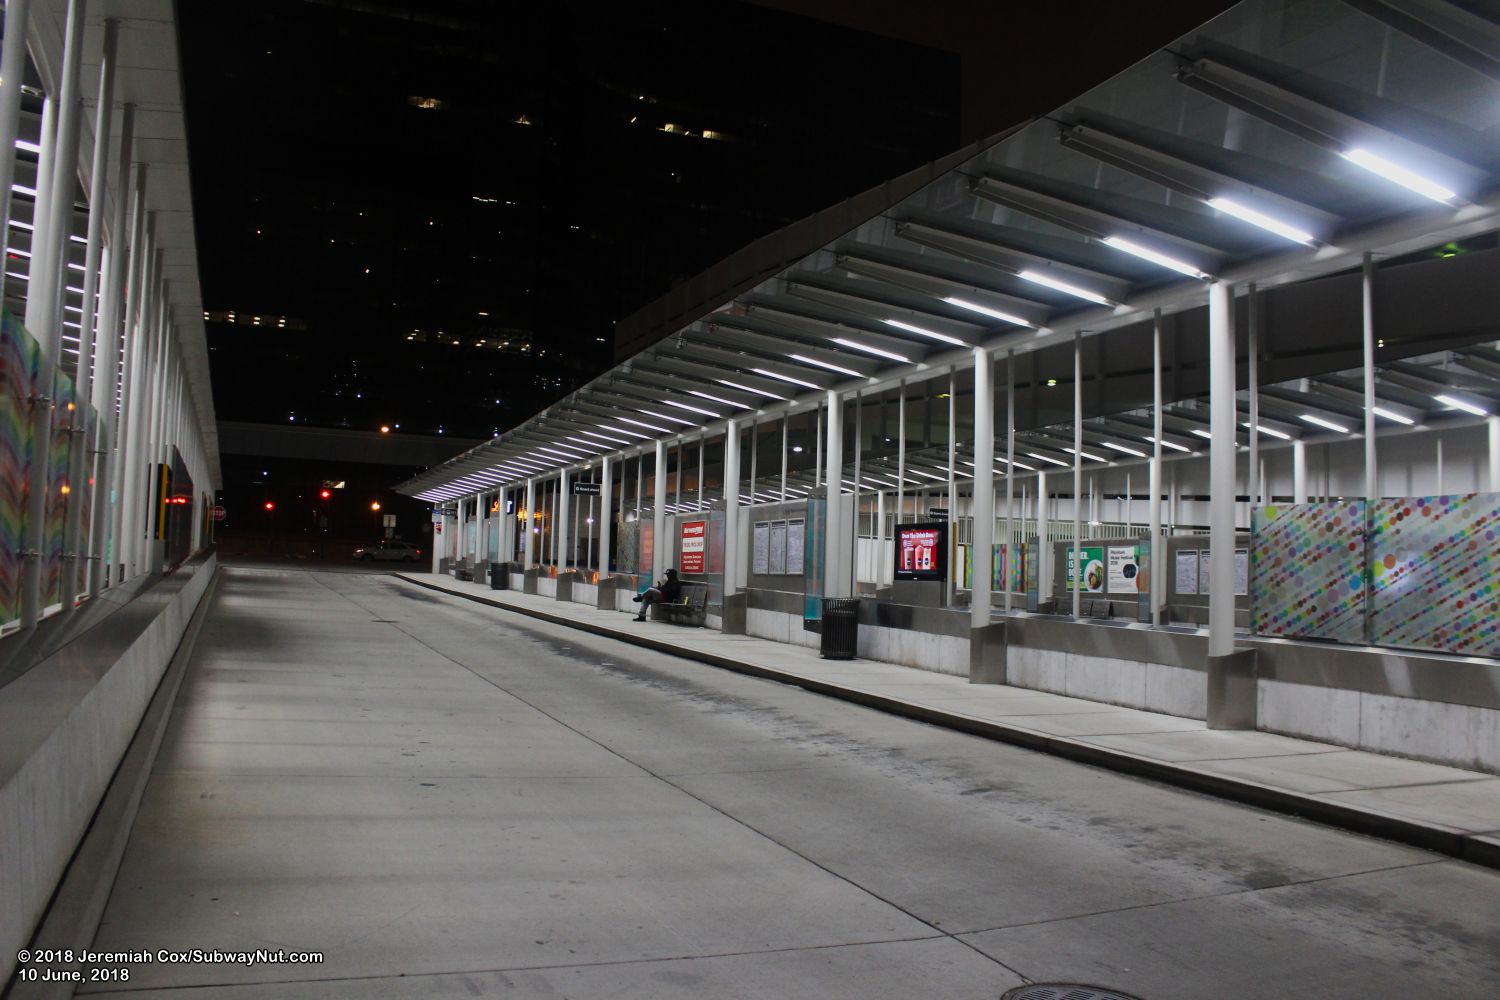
650, 582, 708, 627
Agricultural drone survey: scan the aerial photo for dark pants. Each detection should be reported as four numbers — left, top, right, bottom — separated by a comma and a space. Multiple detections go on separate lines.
637, 588, 663, 617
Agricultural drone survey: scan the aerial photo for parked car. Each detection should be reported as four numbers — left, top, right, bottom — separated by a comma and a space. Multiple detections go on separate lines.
353, 539, 422, 562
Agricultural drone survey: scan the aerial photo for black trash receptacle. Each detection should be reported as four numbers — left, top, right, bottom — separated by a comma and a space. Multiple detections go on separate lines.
489, 562, 508, 590
820, 597, 860, 660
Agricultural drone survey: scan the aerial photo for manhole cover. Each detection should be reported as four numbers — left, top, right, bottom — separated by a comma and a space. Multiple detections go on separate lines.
1002, 986, 1142, 1000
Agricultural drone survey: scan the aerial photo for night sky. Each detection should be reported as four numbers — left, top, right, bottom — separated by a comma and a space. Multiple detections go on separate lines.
181, 0, 1231, 443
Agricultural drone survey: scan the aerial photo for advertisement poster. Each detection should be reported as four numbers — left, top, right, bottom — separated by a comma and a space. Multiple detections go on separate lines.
1107, 545, 1139, 594
752, 521, 770, 575
786, 519, 806, 575
894, 522, 945, 581
680, 520, 706, 574
1065, 545, 1105, 592
769, 521, 787, 574
1175, 550, 1198, 595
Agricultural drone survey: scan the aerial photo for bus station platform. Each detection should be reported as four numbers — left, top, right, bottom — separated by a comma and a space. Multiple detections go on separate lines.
397, 571, 1500, 870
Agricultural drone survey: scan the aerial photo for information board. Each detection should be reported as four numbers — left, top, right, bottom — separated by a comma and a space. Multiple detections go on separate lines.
769, 521, 787, 574
1175, 550, 1198, 595
786, 519, 805, 575
752, 521, 770, 574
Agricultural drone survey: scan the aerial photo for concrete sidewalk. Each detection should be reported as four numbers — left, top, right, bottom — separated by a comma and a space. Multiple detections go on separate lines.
397, 572, 1500, 869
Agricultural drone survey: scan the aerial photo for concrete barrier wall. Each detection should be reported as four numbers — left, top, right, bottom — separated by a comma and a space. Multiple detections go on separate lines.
536, 577, 557, 598
0, 554, 217, 981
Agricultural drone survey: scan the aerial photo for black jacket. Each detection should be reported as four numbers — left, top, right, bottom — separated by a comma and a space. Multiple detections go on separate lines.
659, 576, 683, 601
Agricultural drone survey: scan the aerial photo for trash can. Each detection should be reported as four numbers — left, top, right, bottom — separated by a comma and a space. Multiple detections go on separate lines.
820, 597, 860, 660
489, 562, 508, 590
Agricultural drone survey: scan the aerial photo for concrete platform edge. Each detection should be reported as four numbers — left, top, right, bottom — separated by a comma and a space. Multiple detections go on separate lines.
395, 573, 1496, 871
9, 564, 221, 1000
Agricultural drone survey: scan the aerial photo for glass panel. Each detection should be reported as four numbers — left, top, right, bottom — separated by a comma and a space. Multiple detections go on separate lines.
1250, 500, 1366, 643
1369, 493, 1500, 658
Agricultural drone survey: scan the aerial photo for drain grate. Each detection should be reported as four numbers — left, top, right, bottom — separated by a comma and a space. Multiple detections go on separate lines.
1003, 986, 1143, 1000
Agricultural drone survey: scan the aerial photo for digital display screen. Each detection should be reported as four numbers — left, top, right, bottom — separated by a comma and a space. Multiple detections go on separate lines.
894, 522, 946, 581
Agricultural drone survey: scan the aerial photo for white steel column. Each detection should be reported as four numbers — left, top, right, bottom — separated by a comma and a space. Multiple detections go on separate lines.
1004, 350, 1014, 613
1071, 332, 1082, 621
0, 0, 34, 302
524, 479, 536, 567
1362, 253, 1379, 500
652, 439, 667, 580
454, 497, 465, 570
66, 20, 118, 599
1293, 440, 1308, 503
87, 103, 132, 593
1209, 282, 1237, 657
110, 173, 147, 583
1036, 470, 1050, 599
477, 490, 488, 569
722, 420, 739, 598
1489, 417, 1500, 493
599, 456, 613, 577
779, 415, 788, 501
896, 384, 906, 522
946, 368, 956, 605
1150, 310, 1164, 625
971, 348, 994, 629
823, 390, 846, 597
1247, 284, 1260, 508
557, 468, 570, 574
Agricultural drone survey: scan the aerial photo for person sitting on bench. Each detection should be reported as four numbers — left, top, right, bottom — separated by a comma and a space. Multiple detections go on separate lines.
632, 568, 682, 622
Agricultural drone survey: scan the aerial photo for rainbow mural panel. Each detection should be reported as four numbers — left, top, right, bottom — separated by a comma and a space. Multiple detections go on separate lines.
0, 310, 40, 628
1368, 494, 1500, 658
1250, 501, 1367, 643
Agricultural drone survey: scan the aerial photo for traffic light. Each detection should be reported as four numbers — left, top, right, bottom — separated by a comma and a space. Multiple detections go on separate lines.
263, 501, 275, 511
319, 489, 332, 500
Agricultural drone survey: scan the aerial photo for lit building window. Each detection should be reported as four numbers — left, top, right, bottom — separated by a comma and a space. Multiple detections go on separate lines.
408, 96, 444, 110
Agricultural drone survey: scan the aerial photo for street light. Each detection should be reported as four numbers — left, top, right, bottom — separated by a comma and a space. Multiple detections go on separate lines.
370, 501, 382, 511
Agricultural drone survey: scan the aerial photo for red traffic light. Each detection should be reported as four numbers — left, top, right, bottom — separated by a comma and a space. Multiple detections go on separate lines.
319, 489, 332, 499
263, 501, 275, 511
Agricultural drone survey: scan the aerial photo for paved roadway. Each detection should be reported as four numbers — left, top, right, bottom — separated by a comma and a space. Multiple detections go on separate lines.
82, 565, 1500, 999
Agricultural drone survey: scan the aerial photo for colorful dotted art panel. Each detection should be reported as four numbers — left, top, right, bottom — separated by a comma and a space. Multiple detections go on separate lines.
1368, 494, 1500, 658
1, 310, 41, 629
1250, 501, 1367, 644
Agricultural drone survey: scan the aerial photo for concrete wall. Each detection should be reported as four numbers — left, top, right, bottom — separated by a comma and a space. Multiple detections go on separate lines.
1004, 618, 1208, 719
0, 554, 217, 982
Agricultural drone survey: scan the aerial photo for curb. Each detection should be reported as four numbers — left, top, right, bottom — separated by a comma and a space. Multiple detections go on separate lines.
396, 573, 1498, 871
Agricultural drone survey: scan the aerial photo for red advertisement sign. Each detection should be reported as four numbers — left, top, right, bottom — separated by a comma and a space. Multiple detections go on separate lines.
895, 522, 945, 581
680, 519, 706, 574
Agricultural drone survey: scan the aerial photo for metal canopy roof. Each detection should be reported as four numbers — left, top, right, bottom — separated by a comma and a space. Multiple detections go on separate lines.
400, 0, 1500, 504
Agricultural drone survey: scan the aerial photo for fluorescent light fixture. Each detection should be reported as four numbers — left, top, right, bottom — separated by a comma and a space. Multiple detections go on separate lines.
1341, 148, 1456, 204
1191, 429, 1214, 440
717, 378, 785, 400
5, 247, 29, 258
789, 353, 861, 378
1017, 269, 1111, 305
661, 399, 719, 418
1101, 236, 1209, 279
578, 429, 633, 446
687, 389, 751, 410
1207, 197, 1315, 244
1026, 451, 1070, 468
942, 296, 1032, 327
564, 437, 607, 452
619, 416, 672, 433
1299, 414, 1350, 433
751, 367, 820, 390
11, 184, 36, 197
883, 318, 965, 346
1145, 435, 1193, 453
637, 408, 695, 426
1103, 441, 1146, 458
1242, 421, 1292, 440
1372, 406, 1415, 426
1434, 393, 1489, 416
14, 140, 40, 154
832, 337, 909, 363
1063, 446, 1107, 462
1010, 460, 1037, 471
910, 469, 946, 481
598, 424, 649, 440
